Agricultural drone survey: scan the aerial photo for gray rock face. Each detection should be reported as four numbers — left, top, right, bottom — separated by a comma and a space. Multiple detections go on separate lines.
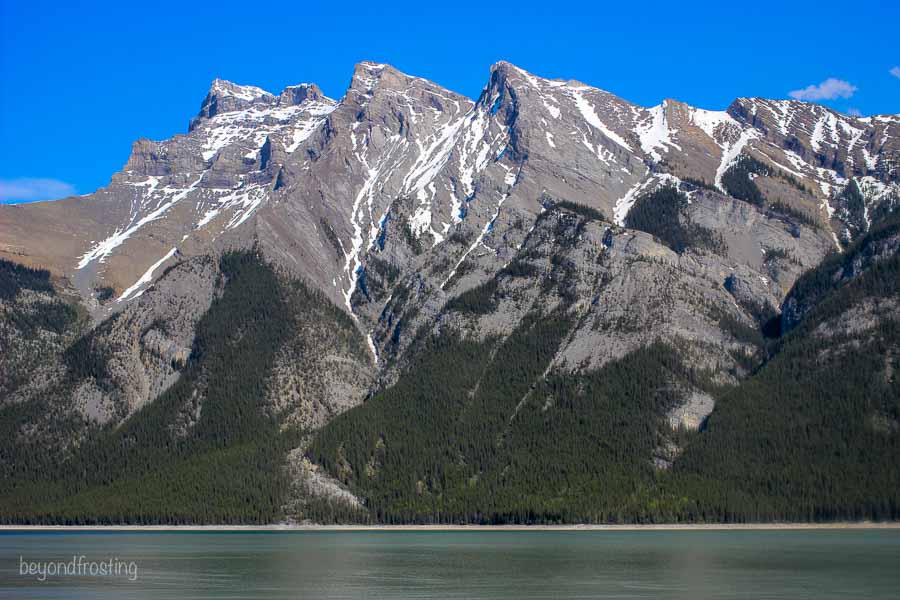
68, 256, 219, 425
0, 256, 218, 459
2, 62, 896, 315
190, 79, 275, 129
781, 224, 900, 332
282, 448, 364, 522
1, 60, 899, 446
667, 390, 716, 431
140, 328, 190, 368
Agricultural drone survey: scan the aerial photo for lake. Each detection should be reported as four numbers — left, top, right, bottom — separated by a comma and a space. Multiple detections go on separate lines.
1, 529, 898, 599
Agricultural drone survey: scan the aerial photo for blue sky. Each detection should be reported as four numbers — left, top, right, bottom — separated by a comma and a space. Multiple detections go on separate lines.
1, 0, 897, 203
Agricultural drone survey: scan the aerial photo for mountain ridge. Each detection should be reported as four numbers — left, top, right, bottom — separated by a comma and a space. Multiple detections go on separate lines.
2, 61, 895, 311
1, 60, 898, 525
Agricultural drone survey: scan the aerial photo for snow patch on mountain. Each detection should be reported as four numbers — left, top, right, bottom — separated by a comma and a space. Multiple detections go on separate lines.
118, 247, 178, 301
715, 129, 759, 192
689, 107, 737, 142
77, 175, 203, 270
442, 163, 521, 288
212, 79, 272, 102
637, 102, 681, 162
200, 98, 336, 160
569, 87, 633, 152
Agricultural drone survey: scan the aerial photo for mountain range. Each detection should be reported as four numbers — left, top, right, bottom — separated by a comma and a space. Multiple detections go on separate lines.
1, 61, 898, 524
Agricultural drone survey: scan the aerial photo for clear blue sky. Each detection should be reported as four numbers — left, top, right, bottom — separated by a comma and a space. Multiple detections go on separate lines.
1, 0, 897, 203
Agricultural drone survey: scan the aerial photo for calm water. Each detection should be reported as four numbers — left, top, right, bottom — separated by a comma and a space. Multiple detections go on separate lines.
1, 530, 898, 599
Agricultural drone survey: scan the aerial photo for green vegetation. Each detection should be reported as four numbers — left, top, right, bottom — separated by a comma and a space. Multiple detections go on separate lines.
367, 256, 401, 286
0, 259, 82, 399
63, 313, 121, 394
309, 310, 595, 523
722, 154, 821, 230
869, 189, 900, 225
721, 154, 768, 207
0, 259, 55, 300
553, 200, 607, 223
681, 176, 718, 192
319, 217, 344, 257
3, 214, 899, 524
0, 250, 367, 524
667, 313, 899, 522
769, 200, 820, 228
839, 179, 866, 222
835, 179, 868, 239
400, 217, 425, 255
306, 215, 900, 523
444, 278, 500, 315
7, 298, 77, 339
0, 259, 78, 338
500, 259, 540, 278
307, 321, 722, 523
784, 218, 900, 331
93, 286, 115, 303
625, 185, 725, 254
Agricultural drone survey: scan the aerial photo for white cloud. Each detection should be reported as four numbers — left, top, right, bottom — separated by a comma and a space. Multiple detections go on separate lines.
0, 178, 76, 204
788, 78, 858, 101
846, 108, 863, 117
891, 66, 900, 79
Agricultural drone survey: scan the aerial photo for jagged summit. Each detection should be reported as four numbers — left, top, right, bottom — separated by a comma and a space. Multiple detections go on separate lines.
2, 59, 899, 530
344, 60, 470, 104
278, 83, 325, 106
348, 61, 392, 95
189, 79, 274, 128
1, 59, 897, 319
488, 60, 567, 84
189, 79, 331, 132
210, 78, 273, 101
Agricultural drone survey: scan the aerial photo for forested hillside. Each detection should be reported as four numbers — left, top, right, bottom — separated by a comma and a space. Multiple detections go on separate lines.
665, 220, 900, 522
1, 59, 898, 526
308, 219, 900, 524
0, 251, 369, 524
2, 215, 897, 525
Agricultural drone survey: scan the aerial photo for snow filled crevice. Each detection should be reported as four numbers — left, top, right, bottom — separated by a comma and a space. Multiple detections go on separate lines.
568, 87, 634, 152
442, 163, 521, 289
637, 102, 681, 162
117, 247, 178, 302
342, 134, 409, 313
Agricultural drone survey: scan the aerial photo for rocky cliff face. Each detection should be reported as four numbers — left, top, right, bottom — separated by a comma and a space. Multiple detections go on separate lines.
1, 60, 898, 469
2, 62, 896, 315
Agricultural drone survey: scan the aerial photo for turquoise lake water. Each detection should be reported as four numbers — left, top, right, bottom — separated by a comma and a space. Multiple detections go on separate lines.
1, 530, 898, 598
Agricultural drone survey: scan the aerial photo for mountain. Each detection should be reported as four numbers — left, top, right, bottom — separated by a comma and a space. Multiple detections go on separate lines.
1, 61, 898, 525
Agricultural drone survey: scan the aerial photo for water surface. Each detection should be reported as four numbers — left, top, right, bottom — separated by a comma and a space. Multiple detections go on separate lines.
1, 529, 898, 599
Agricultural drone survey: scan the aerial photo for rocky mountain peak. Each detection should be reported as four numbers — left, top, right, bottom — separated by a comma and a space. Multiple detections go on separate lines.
189, 79, 277, 131
486, 60, 522, 82
346, 61, 463, 103
278, 83, 325, 106
3, 59, 900, 529
210, 78, 273, 101
349, 61, 392, 95
485, 61, 561, 97
2, 60, 898, 328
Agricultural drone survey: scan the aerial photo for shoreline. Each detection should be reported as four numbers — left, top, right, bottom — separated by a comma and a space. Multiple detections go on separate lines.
2, 522, 899, 532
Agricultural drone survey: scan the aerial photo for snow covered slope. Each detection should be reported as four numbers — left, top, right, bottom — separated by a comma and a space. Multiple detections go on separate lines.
1, 61, 897, 328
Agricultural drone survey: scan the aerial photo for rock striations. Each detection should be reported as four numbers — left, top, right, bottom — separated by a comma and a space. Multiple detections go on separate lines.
1, 61, 898, 524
